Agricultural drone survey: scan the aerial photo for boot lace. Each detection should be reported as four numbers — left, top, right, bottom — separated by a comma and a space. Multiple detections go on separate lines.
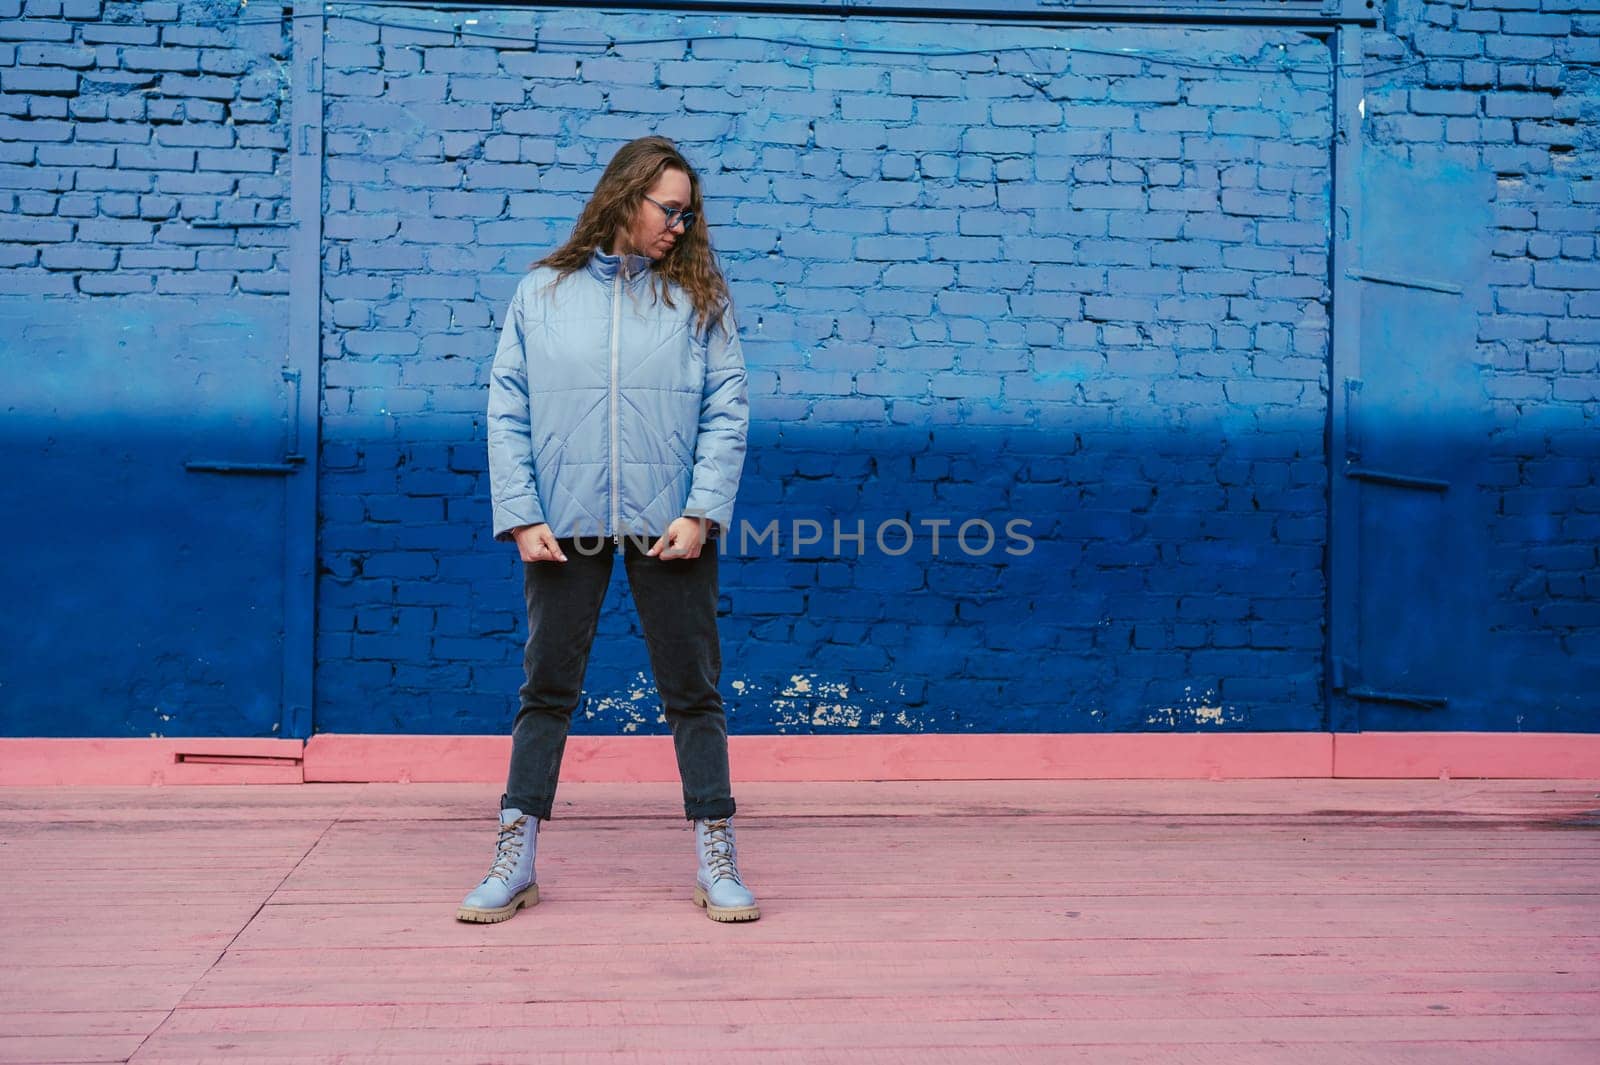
484, 816, 529, 884
700, 818, 743, 885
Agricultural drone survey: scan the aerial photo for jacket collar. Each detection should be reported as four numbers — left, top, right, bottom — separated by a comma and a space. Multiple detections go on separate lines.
585, 244, 654, 288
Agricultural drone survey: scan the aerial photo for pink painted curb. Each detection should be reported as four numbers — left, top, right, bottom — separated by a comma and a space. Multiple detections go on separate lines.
1, 733, 1597, 786
0, 738, 305, 786
1333, 731, 1600, 779
301, 732, 1332, 783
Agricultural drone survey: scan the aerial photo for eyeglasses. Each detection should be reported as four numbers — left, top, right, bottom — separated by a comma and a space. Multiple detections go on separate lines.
642, 193, 697, 232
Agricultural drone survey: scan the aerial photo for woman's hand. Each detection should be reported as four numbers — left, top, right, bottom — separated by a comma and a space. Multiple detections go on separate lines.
512, 523, 567, 563
647, 516, 708, 560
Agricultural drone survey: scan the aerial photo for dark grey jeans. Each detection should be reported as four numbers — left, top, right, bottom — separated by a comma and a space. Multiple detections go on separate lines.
502, 531, 736, 822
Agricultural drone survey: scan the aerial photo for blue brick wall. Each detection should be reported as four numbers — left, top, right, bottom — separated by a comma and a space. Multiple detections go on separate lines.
313, 7, 1336, 735
1, 0, 1595, 737
0, 0, 290, 294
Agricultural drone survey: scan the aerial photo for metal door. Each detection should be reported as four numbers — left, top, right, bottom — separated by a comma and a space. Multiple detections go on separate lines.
0, 296, 303, 738
1330, 151, 1495, 729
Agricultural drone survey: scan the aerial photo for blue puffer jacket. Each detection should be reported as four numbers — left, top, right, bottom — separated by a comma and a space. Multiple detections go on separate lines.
487, 245, 749, 543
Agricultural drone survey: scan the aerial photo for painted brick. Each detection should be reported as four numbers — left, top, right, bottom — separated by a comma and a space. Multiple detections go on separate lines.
0, 5, 1593, 738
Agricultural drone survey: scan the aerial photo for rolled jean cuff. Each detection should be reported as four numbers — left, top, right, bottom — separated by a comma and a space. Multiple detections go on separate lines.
502, 793, 555, 821
685, 797, 736, 821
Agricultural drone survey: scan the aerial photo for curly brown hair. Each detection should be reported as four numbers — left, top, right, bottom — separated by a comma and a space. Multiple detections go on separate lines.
529, 136, 732, 338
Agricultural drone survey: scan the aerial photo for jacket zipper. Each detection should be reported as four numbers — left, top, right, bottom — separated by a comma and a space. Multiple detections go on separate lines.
610, 264, 622, 547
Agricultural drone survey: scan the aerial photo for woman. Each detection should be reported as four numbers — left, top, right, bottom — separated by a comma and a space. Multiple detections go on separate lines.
457, 136, 756, 925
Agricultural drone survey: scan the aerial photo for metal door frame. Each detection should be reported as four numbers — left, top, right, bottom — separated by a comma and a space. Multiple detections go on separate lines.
1327, 24, 1362, 731
284, 1, 325, 739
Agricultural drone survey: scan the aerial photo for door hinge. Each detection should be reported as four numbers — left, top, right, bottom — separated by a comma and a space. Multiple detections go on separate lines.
1344, 466, 1450, 492
1330, 658, 1448, 709
1347, 268, 1463, 295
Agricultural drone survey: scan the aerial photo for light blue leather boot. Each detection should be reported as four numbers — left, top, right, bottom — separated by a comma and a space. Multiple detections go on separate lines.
692, 816, 760, 922
456, 807, 539, 923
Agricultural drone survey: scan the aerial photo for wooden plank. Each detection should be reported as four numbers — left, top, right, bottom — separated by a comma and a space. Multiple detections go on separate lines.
0, 972, 210, 1014
0, 1034, 147, 1064
0, 947, 231, 970
142, 991, 1600, 1030
117, 1040, 1600, 1065
222, 898, 1600, 949
126, 1014, 1600, 1055
172, 943, 1600, 1011
263, 878, 1600, 906
0, 1013, 168, 1037
0, 1012, 163, 1064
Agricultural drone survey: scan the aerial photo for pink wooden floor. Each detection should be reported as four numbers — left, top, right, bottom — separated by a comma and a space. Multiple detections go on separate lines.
2, 779, 1598, 1064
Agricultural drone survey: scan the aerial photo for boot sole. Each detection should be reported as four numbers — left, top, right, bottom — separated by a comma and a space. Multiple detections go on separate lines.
693, 884, 760, 922
455, 884, 538, 923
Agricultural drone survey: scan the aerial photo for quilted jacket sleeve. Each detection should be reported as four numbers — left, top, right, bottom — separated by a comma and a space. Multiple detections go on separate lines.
682, 300, 750, 535
487, 278, 547, 542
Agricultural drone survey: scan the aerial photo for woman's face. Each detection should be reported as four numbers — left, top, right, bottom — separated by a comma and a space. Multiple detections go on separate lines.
616, 167, 693, 260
